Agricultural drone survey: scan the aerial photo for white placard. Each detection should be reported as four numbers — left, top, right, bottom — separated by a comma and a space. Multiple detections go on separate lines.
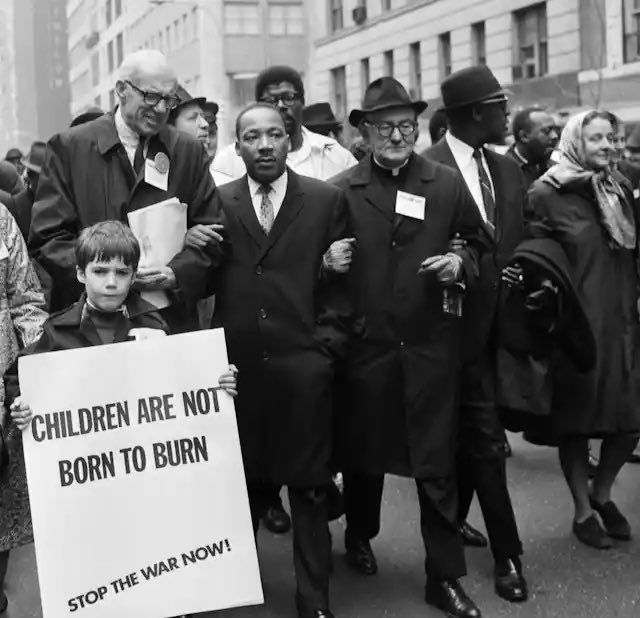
19, 329, 263, 618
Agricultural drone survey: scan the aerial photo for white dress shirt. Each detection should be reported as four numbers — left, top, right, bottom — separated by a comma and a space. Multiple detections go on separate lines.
445, 131, 495, 222
114, 107, 147, 168
211, 127, 356, 185
247, 170, 288, 222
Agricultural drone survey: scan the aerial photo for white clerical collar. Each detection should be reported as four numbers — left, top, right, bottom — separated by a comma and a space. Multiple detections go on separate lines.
373, 155, 410, 176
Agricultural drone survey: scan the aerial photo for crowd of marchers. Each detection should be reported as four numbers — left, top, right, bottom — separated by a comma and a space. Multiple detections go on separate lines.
0, 48, 639, 618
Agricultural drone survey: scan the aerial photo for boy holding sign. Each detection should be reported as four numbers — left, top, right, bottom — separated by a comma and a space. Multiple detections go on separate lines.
8, 220, 238, 425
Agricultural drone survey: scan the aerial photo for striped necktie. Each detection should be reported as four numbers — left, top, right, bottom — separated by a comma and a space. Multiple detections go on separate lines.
258, 184, 275, 234
472, 148, 495, 225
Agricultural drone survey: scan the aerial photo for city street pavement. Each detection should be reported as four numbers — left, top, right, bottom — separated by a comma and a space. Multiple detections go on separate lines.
5, 433, 640, 618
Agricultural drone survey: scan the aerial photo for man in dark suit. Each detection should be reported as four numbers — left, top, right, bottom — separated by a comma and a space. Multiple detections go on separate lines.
211, 103, 350, 618
332, 77, 486, 618
422, 65, 528, 604
29, 50, 220, 330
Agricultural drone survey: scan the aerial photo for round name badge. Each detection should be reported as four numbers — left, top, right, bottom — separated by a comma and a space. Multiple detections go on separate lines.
154, 152, 170, 174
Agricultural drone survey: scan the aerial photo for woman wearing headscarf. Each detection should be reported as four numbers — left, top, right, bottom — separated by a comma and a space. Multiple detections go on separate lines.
0, 204, 47, 612
527, 110, 640, 549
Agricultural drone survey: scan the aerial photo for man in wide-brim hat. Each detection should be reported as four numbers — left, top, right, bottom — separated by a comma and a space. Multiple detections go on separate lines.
302, 102, 343, 140
423, 64, 528, 607
332, 75, 486, 618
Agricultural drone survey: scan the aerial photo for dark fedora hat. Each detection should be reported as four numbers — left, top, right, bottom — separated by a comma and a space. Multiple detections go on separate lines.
349, 77, 427, 127
168, 85, 207, 123
303, 102, 341, 133
4, 148, 23, 161
202, 100, 219, 116
440, 65, 509, 111
23, 141, 47, 174
70, 106, 104, 128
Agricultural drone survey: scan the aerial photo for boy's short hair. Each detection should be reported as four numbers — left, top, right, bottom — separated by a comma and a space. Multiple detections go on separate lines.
76, 220, 141, 271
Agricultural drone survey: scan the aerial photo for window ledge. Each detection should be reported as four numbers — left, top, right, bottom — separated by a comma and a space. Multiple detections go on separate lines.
317, 0, 439, 46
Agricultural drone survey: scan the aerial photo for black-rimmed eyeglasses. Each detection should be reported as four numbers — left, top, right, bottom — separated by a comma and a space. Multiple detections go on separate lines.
125, 81, 179, 109
259, 92, 302, 107
364, 120, 418, 138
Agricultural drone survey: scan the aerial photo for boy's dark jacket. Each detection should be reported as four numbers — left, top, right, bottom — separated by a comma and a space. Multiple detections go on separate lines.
4, 292, 168, 407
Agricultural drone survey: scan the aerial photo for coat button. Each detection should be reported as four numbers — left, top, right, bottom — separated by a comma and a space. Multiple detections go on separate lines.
262, 351, 269, 361
255, 265, 263, 275
492, 282, 498, 290
399, 341, 405, 348
391, 241, 397, 248
259, 308, 267, 319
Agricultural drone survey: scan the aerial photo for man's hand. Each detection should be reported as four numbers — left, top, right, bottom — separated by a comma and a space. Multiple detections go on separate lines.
448, 233, 467, 253
418, 253, 463, 284
184, 223, 224, 249
502, 263, 524, 289
134, 266, 177, 290
10, 397, 33, 432
322, 237, 357, 274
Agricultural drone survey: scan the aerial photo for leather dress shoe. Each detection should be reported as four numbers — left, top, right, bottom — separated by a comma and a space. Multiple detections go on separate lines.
494, 558, 528, 603
345, 538, 378, 575
460, 521, 488, 548
425, 579, 481, 618
263, 503, 291, 534
305, 611, 334, 618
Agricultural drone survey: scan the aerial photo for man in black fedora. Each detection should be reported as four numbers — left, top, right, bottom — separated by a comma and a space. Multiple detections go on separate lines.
331, 76, 487, 618
422, 65, 528, 604
302, 102, 343, 143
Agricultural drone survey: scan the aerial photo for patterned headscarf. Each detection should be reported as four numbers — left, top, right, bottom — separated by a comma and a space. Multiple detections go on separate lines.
541, 110, 636, 250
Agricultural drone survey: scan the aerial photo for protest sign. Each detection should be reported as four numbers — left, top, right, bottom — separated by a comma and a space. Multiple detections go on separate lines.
19, 329, 263, 618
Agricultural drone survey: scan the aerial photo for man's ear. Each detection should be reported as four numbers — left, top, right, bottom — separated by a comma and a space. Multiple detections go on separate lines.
235, 141, 241, 156
76, 266, 86, 285
518, 129, 530, 144
115, 80, 127, 104
471, 105, 483, 123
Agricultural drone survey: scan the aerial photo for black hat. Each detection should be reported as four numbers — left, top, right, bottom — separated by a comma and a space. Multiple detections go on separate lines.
349, 77, 427, 127
168, 85, 207, 124
302, 102, 341, 133
70, 107, 104, 128
440, 65, 509, 111
4, 148, 23, 161
202, 100, 219, 116
627, 124, 640, 150
23, 141, 47, 174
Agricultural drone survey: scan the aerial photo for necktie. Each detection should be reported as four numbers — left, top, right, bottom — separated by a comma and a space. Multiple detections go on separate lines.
472, 148, 495, 225
258, 184, 275, 234
133, 138, 146, 175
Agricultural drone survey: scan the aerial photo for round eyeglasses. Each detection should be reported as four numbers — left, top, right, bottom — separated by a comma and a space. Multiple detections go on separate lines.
126, 81, 179, 110
364, 120, 418, 138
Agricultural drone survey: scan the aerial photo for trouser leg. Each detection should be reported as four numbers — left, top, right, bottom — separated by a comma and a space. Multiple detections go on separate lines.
248, 481, 272, 534
0, 550, 8, 590
415, 478, 466, 580
289, 486, 331, 614
342, 471, 384, 543
456, 453, 476, 523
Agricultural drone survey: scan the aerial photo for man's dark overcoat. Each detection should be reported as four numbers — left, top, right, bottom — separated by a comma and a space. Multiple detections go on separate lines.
331, 154, 485, 480
211, 169, 350, 488
29, 113, 221, 321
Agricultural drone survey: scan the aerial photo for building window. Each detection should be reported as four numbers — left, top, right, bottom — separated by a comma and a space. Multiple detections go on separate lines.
105, 0, 112, 26
94, 95, 101, 107
91, 52, 100, 86
331, 65, 347, 122
158, 30, 164, 52
116, 32, 123, 66
438, 32, 451, 78
107, 40, 114, 73
183, 13, 189, 41
174, 19, 181, 47
471, 21, 486, 65
230, 74, 257, 107
269, 3, 304, 35
383, 49, 394, 77
409, 42, 422, 99
382, 0, 391, 10
166, 26, 172, 51
512, 3, 548, 80
224, 2, 260, 35
623, 0, 640, 62
360, 57, 370, 102
192, 7, 199, 38
115, 0, 121, 18
329, 0, 343, 32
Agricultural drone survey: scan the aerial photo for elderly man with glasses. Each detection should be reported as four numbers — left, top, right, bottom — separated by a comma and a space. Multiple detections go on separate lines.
29, 50, 222, 333
211, 65, 356, 186
330, 77, 487, 618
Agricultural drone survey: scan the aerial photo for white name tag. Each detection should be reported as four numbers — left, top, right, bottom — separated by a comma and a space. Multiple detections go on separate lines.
395, 190, 425, 220
144, 159, 169, 191
634, 188, 640, 200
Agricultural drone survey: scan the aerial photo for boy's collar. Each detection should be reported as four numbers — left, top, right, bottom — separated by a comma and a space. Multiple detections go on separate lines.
52, 292, 157, 326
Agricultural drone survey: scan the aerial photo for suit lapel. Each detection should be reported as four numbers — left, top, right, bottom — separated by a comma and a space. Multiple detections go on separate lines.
232, 177, 268, 249
258, 170, 305, 261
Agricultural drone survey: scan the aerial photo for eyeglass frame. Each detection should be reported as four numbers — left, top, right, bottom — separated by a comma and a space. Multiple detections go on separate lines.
259, 92, 303, 107
125, 80, 179, 110
363, 119, 419, 138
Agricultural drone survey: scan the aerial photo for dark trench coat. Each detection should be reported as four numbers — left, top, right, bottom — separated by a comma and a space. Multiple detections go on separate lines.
28, 113, 221, 329
211, 170, 351, 488
331, 154, 486, 480
527, 176, 640, 438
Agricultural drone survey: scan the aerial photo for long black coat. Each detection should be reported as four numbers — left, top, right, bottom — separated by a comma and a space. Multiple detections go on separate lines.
211, 170, 350, 488
29, 113, 221, 325
330, 154, 485, 480
423, 140, 525, 364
